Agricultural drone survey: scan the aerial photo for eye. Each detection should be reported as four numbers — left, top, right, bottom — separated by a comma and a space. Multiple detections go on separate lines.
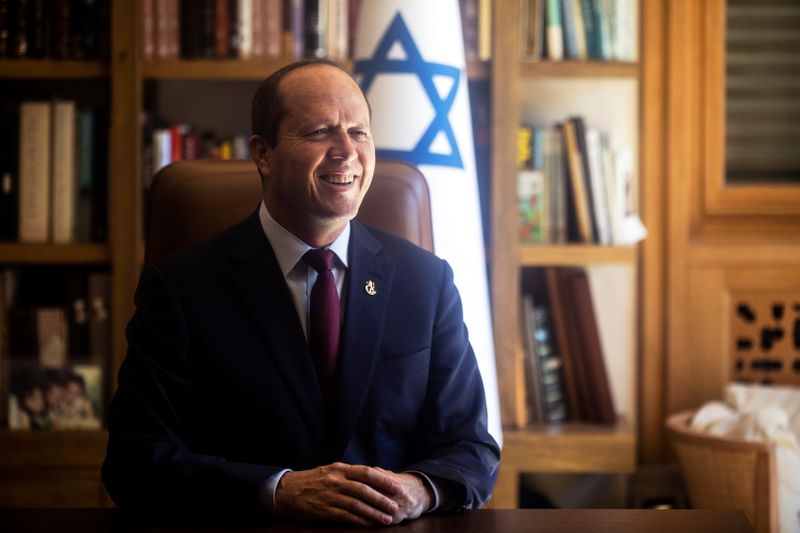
307, 127, 329, 137
349, 129, 370, 139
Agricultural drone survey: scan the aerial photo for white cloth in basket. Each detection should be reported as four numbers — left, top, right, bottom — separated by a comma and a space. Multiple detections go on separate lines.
691, 383, 800, 533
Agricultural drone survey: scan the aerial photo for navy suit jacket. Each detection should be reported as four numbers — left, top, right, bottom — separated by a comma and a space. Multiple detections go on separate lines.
102, 210, 500, 513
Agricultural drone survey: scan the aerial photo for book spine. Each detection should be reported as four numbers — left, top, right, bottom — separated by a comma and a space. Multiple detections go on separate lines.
165, 0, 179, 58
250, 0, 263, 58
50, 100, 77, 244
287, 0, 304, 59
570, 0, 587, 59
199, 0, 215, 58
304, 0, 323, 58
155, 0, 170, 58
0, 0, 10, 57
521, 294, 544, 424
141, 0, 155, 59
238, 0, 253, 58
264, 0, 282, 58
75, 108, 93, 243
544, 0, 563, 60
564, 268, 616, 424
570, 116, 599, 242
477, 0, 491, 60
70, 0, 87, 59
561, 120, 592, 243
214, 0, 230, 57
18, 102, 51, 243
461, 0, 478, 62
560, 0, 577, 60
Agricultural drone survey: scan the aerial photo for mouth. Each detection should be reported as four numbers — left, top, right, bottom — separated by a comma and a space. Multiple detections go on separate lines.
319, 173, 358, 185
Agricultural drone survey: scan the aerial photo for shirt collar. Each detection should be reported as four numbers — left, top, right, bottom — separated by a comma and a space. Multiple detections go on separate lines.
259, 201, 350, 276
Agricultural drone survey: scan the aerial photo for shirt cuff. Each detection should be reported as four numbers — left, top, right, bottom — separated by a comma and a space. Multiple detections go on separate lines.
406, 470, 441, 513
259, 468, 292, 513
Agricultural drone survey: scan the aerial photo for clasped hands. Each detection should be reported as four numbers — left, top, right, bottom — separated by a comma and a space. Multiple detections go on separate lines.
275, 462, 433, 526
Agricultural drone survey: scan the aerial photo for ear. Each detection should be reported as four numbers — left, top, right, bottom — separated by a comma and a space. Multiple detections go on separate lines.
249, 135, 271, 179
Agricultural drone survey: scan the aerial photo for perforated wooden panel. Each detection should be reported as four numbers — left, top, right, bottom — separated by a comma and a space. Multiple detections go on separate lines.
731, 293, 800, 385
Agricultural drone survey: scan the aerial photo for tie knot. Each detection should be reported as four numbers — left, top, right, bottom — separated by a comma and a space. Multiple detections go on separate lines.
303, 248, 335, 273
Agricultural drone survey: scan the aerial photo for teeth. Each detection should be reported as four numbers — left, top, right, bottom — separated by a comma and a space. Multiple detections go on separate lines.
322, 174, 354, 184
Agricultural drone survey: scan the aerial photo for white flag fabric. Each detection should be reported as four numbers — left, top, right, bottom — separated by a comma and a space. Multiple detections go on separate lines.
354, 0, 502, 447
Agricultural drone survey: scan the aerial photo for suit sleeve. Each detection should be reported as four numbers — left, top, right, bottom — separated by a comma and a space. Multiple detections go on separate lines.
404, 260, 501, 510
102, 264, 277, 513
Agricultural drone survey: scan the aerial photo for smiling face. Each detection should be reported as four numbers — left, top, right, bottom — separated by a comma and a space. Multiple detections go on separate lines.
252, 64, 375, 247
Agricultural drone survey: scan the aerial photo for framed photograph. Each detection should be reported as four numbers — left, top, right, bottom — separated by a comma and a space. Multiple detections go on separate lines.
7, 362, 102, 431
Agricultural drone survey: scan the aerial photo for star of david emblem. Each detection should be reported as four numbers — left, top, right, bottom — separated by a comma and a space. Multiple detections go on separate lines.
355, 12, 463, 169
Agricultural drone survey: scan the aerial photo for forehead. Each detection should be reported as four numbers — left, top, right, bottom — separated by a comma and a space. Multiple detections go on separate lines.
279, 65, 369, 120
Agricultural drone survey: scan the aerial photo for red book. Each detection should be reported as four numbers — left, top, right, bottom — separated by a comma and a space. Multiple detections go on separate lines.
563, 268, 616, 424
215, 0, 230, 57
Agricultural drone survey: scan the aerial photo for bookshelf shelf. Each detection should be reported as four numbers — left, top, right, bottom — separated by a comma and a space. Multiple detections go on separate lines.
141, 58, 297, 80
520, 60, 639, 79
0, 430, 107, 468
503, 420, 636, 473
0, 60, 109, 79
0, 244, 110, 265
518, 245, 637, 266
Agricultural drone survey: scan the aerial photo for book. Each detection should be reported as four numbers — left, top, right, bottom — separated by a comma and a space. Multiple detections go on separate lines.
518, 169, 546, 243
543, 126, 567, 243
569, 116, 599, 242
531, 304, 567, 423
521, 294, 545, 424
569, 0, 587, 59
0, 101, 19, 241
51, 100, 77, 243
214, 0, 231, 57
544, 0, 563, 60
561, 119, 592, 243
264, 0, 283, 58
477, 0, 491, 60
586, 128, 612, 245
141, 0, 155, 58
461, 0, 479, 62
35, 307, 67, 367
18, 101, 51, 243
560, 0, 578, 59
544, 267, 581, 420
238, 0, 253, 59
286, 0, 305, 59
87, 273, 110, 361
562, 268, 616, 424
520, 0, 544, 61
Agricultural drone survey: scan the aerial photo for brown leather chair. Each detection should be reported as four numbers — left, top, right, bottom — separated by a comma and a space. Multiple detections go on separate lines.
145, 159, 433, 264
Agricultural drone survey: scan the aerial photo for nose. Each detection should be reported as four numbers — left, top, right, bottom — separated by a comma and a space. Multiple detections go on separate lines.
328, 128, 357, 162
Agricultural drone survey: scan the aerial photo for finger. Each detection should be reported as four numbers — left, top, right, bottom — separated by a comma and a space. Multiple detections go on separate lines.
339, 478, 399, 516
331, 493, 395, 526
345, 465, 401, 495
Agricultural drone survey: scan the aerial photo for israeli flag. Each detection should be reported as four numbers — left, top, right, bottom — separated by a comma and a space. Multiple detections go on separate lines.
354, 1, 502, 447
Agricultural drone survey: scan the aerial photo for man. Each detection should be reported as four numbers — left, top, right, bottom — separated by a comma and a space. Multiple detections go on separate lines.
102, 59, 499, 526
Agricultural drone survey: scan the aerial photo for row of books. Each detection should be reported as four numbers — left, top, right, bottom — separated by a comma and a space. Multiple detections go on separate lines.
0, 268, 107, 430
520, 0, 637, 62
0, 0, 110, 60
142, 0, 357, 61
520, 267, 615, 425
0, 100, 108, 243
142, 0, 490, 63
517, 117, 644, 245
142, 120, 250, 189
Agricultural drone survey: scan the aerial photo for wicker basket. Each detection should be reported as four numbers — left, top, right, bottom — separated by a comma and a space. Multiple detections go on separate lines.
666, 410, 778, 533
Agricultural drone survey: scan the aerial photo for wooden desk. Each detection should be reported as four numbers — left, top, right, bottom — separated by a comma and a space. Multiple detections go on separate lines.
0, 508, 754, 532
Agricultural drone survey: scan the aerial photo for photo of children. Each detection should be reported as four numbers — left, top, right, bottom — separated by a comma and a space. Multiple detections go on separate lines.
8, 364, 102, 430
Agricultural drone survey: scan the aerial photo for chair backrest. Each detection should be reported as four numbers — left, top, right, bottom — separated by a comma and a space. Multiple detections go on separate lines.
666, 411, 778, 533
145, 159, 433, 264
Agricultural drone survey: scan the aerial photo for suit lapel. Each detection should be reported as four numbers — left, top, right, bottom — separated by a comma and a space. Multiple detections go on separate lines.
331, 222, 395, 456
228, 212, 325, 443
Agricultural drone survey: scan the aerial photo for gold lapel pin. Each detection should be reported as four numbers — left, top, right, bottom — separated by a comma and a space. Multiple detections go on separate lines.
364, 280, 377, 296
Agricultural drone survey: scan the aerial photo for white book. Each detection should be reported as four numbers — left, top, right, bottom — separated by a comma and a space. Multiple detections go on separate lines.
586, 129, 612, 245
238, 0, 254, 59
152, 128, 172, 176
18, 102, 52, 243
51, 100, 77, 243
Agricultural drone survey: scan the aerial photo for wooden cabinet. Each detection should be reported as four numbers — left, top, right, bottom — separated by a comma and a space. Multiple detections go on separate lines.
640, 0, 800, 463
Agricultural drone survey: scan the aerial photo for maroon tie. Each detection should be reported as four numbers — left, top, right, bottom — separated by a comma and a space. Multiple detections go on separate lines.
303, 249, 341, 402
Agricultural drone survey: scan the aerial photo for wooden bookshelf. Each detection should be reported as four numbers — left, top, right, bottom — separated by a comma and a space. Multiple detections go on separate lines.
0, 244, 110, 265
0, 60, 109, 79
519, 245, 637, 266
489, 0, 644, 508
520, 60, 639, 79
142, 58, 299, 80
